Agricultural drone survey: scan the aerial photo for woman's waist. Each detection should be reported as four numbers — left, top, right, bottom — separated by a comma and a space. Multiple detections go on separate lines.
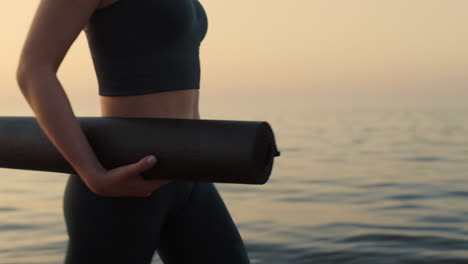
99, 89, 199, 119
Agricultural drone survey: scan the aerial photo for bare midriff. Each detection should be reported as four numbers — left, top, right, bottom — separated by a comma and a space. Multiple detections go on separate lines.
99, 89, 200, 120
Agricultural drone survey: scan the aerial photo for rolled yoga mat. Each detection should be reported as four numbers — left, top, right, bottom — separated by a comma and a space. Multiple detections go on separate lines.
0, 116, 280, 184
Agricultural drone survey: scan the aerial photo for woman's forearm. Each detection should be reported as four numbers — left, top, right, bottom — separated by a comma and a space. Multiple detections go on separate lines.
17, 69, 105, 181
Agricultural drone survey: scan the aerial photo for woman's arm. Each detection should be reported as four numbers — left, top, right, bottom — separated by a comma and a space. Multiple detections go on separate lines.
17, 68, 105, 181
16, 0, 106, 185
16, 0, 170, 197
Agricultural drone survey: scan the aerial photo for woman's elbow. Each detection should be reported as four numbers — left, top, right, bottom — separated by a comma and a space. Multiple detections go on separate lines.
16, 62, 36, 89
16, 63, 56, 90
16, 62, 29, 88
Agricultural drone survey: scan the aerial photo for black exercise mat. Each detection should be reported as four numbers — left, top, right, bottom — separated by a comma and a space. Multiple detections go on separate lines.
0, 116, 280, 184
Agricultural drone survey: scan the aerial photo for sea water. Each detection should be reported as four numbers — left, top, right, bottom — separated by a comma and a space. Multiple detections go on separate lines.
1, 99, 467, 264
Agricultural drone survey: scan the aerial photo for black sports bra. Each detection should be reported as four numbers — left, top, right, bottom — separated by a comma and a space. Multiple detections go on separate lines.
83, 0, 208, 96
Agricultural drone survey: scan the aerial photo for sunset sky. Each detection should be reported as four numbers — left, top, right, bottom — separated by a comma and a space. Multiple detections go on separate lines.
1, 0, 467, 114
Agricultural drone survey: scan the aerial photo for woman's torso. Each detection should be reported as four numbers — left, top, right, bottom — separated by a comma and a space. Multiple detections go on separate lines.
92, 0, 205, 119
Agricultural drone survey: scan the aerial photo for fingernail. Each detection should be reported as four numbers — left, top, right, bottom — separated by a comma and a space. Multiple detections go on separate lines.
147, 156, 157, 164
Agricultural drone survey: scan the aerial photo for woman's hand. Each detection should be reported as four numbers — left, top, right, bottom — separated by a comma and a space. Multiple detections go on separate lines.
82, 155, 171, 197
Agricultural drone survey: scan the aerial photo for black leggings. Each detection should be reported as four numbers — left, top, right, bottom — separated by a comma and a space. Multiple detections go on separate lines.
63, 173, 250, 264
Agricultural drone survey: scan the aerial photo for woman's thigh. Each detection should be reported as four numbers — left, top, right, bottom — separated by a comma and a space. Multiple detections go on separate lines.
157, 182, 251, 264
62, 174, 193, 264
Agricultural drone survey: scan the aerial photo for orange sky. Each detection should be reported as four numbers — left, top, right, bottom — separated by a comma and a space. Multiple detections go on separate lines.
1, 0, 467, 113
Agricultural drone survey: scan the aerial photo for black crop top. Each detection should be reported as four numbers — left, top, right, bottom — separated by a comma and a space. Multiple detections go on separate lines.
83, 0, 208, 96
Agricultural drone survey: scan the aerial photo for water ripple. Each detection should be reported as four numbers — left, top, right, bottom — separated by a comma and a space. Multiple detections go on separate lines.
247, 241, 468, 264
359, 182, 401, 188
339, 233, 468, 250
417, 215, 466, 224
372, 203, 430, 211
446, 191, 468, 198
0, 206, 17, 212
401, 156, 444, 162
0, 223, 38, 231
316, 222, 465, 235
387, 193, 430, 201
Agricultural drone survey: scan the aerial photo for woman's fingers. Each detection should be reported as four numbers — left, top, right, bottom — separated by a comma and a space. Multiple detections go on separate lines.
101, 155, 169, 197
123, 155, 158, 176
135, 155, 158, 173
